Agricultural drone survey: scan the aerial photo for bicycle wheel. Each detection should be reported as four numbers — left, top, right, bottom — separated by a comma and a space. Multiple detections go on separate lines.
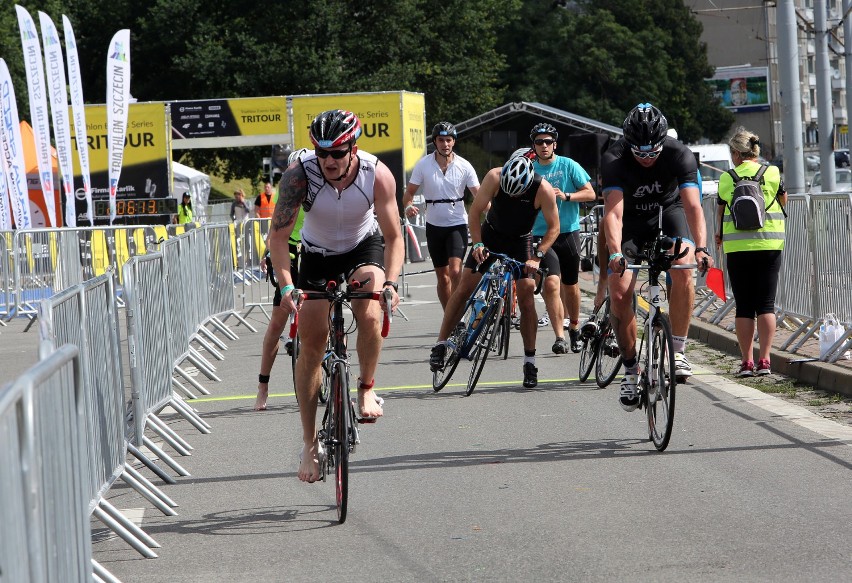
595, 300, 623, 388
290, 333, 300, 385
432, 302, 474, 392
646, 313, 676, 451
466, 298, 503, 396
498, 282, 513, 360
578, 302, 603, 383
330, 360, 350, 523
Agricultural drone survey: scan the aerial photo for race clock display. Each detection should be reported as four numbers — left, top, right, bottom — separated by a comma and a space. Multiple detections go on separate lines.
94, 198, 178, 217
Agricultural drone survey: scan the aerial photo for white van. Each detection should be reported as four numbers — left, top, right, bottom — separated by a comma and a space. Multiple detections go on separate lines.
688, 144, 733, 197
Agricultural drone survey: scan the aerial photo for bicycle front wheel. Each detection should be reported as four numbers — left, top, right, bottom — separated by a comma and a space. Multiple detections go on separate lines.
466, 298, 502, 396
595, 300, 623, 388
647, 313, 676, 452
330, 360, 350, 523
498, 282, 513, 360
578, 303, 603, 383
290, 333, 300, 386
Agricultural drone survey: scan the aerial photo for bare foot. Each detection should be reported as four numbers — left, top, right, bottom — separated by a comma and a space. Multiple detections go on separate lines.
254, 384, 268, 411
357, 388, 384, 420
298, 441, 323, 483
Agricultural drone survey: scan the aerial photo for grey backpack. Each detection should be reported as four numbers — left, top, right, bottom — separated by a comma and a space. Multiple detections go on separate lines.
726, 165, 770, 230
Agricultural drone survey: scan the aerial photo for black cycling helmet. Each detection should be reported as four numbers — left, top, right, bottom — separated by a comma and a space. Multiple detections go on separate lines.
530, 122, 558, 142
622, 103, 668, 151
431, 121, 457, 142
500, 156, 535, 197
309, 109, 362, 148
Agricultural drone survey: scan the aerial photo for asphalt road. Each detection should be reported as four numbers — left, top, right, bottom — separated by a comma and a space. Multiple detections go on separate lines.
92, 272, 852, 583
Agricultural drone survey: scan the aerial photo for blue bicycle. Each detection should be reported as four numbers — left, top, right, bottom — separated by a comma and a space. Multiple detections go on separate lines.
432, 252, 541, 396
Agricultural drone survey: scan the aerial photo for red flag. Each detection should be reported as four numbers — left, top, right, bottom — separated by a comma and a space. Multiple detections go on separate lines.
706, 267, 727, 302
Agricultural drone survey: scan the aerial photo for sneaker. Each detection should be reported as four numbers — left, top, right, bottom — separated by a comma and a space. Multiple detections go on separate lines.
568, 328, 583, 353
563, 318, 571, 330
537, 314, 550, 328
736, 360, 755, 378
522, 362, 538, 388
674, 352, 693, 381
429, 343, 447, 372
755, 359, 771, 376
580, 318, 598, 338
619, 372, 640, 412
552, 338, 570, 354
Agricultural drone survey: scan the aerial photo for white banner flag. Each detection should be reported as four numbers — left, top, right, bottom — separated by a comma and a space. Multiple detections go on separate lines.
0, 160, 10, 230
15, 4, 57, 227
0, 59, 33, 229
62, 15, 93, 226
106, 29, 130, 225
39, 12, 75, 228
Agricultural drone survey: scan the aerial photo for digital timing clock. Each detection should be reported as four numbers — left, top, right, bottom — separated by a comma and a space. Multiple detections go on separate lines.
94, 198, 178, 218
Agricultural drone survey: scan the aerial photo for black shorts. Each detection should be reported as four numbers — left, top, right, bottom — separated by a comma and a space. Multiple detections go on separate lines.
621, 202, 692, 260
464, 221, 532, 274
426, 223, 468, 268
297, 234, 384, 291
727, 250, 782, 318
534, 231, 581, 286
270, 242, 301, 307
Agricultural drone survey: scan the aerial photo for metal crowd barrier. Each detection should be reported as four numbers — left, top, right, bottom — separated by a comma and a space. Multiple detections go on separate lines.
0, 230, 11, 323
7, 225, 159, 326
0, 344, 118, 583
37, 272, 178, 565
237, 217, 274, 320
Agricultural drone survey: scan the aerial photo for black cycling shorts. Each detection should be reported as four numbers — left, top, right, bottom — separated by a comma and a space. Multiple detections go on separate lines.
464, 221, 532, 274
297, 233, 384, 292
621, 202, 692, 260
426, 223, 468, 268
535, 231, 582, 286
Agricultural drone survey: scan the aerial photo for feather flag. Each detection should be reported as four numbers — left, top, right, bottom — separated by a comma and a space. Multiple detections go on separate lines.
63, 15, 93, 225
106, 29, 131, 224
39, 12, 75, 227
16, 5, 57, 227
0, 59, 33, 229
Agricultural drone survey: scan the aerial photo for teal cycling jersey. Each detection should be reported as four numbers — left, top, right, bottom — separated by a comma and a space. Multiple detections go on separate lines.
531, 155, 591, 236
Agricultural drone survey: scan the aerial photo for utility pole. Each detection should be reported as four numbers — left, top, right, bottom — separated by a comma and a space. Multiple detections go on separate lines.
816, 0, 837, 191
777, 0, 806, 193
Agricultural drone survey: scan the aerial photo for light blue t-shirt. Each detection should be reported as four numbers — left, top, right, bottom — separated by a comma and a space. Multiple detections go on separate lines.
532, 155, 591, 235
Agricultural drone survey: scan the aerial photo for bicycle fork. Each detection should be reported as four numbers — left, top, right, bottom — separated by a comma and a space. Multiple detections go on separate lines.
642, 281, 664, 406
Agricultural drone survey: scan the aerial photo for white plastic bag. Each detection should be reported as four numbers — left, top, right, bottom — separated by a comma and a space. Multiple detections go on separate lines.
818, 314, 846, 359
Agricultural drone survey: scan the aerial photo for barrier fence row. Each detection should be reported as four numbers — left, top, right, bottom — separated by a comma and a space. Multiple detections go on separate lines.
1, 224, 249, 582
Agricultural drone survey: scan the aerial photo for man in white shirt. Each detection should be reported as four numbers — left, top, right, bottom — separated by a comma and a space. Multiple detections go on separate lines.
402, 122, 480, 308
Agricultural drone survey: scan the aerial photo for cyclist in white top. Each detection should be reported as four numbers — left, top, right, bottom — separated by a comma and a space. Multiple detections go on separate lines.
268, 110, 403, 483
402, 122, 480, 308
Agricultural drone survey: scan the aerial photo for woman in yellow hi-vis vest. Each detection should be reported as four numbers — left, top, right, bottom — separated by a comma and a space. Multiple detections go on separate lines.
175, 192, 194, 224
715, 127, 786, 377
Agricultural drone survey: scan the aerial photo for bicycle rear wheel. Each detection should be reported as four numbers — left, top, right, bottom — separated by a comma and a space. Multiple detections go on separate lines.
466, 298, 502, 396
646, 313, 676, 451
330, 360, 350, 523
595, 300, 623, 388
432, 302, 474, 392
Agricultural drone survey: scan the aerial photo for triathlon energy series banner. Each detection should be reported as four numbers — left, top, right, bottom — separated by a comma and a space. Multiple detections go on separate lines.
70, 102, 170, 225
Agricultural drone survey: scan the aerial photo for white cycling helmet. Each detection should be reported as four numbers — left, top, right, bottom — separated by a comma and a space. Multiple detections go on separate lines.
509, 147, 536, 161
288, 147, 310, 166
500, 156, 535, 197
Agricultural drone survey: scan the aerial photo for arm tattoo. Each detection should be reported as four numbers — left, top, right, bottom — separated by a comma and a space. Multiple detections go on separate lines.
272, 167, 307, 231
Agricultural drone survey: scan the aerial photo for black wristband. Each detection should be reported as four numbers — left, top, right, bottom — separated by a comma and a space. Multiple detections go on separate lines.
695, 246, 710, 255
258, 374, 270, 383
383, 280, 399, 292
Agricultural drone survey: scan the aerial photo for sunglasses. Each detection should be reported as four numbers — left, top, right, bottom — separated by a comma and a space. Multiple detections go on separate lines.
315, 145, 351, 159
631, 147, 662, 159
534, 138, 556, 146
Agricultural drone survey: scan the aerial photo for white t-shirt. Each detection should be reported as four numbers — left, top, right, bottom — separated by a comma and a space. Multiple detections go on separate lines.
408, 153, 479, 228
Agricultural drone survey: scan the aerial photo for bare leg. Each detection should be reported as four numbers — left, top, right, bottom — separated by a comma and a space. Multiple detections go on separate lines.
256, 304, 289, 410
668, 267, 695, 339
438, 268, 481, 340
435, 256, 464, 309
516, 278, 538, 351
294, 300, 327, 483
351, 265, 387, 420
608, 269, 638, 361
735, 317, 756, 363
756, 313, 776, 362
543, 275, 564, 338
563, 281, 581, 326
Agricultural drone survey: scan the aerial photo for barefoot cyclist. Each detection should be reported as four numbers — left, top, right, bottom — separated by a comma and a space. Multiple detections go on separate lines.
267, 110, 403, 483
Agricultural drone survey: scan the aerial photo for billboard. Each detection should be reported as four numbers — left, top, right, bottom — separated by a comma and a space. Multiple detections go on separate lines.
70, 101, 170, 224
290, 91, 426, 208
170, 96, 289, 149
707, 66, 770, 113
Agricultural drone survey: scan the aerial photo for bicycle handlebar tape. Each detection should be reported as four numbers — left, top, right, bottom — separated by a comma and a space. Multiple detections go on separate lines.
381, 289, 393, 338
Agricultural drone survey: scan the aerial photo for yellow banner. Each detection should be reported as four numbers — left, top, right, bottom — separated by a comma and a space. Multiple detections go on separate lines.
74, 102, 169, 172
401, 92, 426, 178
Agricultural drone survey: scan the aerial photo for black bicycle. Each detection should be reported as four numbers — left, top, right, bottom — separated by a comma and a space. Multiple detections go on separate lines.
577, 295, 623, 388
288, 277, 392, 523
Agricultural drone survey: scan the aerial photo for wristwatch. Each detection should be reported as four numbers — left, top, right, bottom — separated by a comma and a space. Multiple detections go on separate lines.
534, 249, 546, 260
383, 280, 399, 292
694, 246, 710, 255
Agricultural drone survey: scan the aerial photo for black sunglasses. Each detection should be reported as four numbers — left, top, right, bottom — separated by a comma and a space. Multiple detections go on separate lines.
315, 145, 352, 159
534, 138, 556, 146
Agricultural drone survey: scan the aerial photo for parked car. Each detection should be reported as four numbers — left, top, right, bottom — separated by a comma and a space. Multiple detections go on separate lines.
805, 154, 820, 171
834, 149, 850, 168
809, 168, 852, 193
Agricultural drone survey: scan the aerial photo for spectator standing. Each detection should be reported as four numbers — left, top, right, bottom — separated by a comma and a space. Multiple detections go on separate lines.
230, 188, 250, 222
254, 182, 275, 219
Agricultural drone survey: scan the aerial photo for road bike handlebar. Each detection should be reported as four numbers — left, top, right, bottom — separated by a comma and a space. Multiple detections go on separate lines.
287, 276, 393, 339
480, 250, 546, 295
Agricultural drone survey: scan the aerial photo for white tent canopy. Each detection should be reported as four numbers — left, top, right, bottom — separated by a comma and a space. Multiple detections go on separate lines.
172, 161, 211, 222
